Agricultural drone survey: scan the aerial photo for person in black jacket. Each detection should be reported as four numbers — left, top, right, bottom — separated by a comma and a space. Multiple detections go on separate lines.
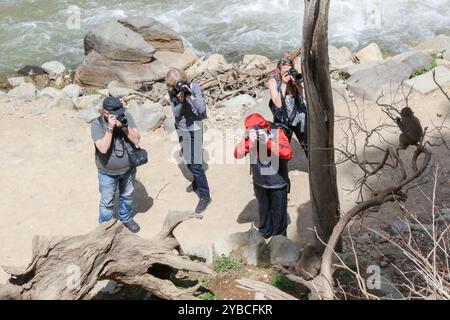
165, 68, 211, 213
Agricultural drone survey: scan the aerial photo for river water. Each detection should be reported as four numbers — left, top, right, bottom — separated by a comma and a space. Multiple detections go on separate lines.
0, 0, 449, 75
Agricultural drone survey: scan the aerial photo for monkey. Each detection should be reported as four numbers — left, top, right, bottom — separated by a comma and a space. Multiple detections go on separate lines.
295, 243, 321, 280
396, 107, 423, 150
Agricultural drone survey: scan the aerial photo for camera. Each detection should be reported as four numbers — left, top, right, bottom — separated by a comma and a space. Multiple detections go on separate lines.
287, 68, 303, 81
176, 80, 191, 96
115, 113, 128, 126
245, 126, 270, 142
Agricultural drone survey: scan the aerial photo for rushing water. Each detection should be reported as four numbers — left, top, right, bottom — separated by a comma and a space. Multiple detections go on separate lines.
0, 0, 450, 75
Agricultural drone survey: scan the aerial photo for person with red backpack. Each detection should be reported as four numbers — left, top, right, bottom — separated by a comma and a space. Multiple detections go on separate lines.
234, 113, 293, 238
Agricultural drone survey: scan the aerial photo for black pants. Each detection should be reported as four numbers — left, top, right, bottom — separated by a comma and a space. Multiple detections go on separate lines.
289, 122, 308, 158
178, 129, 210, 199
253, 183, 288, 238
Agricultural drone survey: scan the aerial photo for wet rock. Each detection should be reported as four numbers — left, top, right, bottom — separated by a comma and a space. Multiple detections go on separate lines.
84, 21, 155, 63
404, 66, 450, 95
41, 61, 66, 80
118, 16, 184, 53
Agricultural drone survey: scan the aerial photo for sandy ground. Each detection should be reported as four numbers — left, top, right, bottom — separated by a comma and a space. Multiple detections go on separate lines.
0, 84, 449, 285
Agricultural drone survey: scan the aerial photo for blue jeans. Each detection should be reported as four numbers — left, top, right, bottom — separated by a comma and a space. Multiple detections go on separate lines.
98, 167, 136, 224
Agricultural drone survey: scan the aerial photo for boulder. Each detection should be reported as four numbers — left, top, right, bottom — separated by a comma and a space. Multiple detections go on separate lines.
340, 61, 378, 76
205, 54, 233, 75
142, 100, 164, 113
339, 46, 353, 60
356, 43, 384, 62
62, 84, 82, 98
390, 51, 432, 72
185, 244, 214, 265
41, 61, 66, 80
118, 16, 184, 53
213, 228, 266, 266
242, 55, 272, 70
107, 81, 135, 98
74, 94, 103, 111
163, 114, 176, 134
33, 75, 50, 90
237, 91, 273, 129
222, 94, 257, 120
39, 87, 63, 98
414, 34, 450, 52
75, 51, 167, 89
7, 83, 38, 99
79, 106, 101, 123
186, 57, 207, 79
47, 92, 76, 110
84, 21, 155, 63
153, 49, 198, 71
329, 46, 352, 68
127, 100, 166, 132
263, 236, 301, 267
17, 65, 46, 77
346, 60, 413, 101
436, 59, 450, 71
403, 66, 450, 95
7, 77, 33, 88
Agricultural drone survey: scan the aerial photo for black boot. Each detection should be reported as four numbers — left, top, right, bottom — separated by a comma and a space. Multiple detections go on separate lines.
195, 197, 211, 213
124, 220, 141, 233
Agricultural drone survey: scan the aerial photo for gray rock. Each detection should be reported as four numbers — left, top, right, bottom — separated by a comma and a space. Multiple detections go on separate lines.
242, 55, 272, 70
340, 61, 378, 75
436, 58, 450, 71
153, 49, 198, 71
47, 92, 76, 110
404, 66, 450, 95
142, 100, 163, 113
415, 34, 450, 52
62, 84, 82, 98
7, 77, 32, 88
118, 16, 184, 53
264, 236, 301, 267
39, 87, 63, 98
347, 60, 413, 101
185, 244, 214, 265
339, 46, 353, 60
391, 51, 432, 71
107, 85, 135, 98
204, 54, 233, 75
222, 94, 257, 116
84, 21, 155, 63
139, 112, 166, 132
213, 228, 266, 266
74, 94, 103, 111
41, 61, 66, 80
378, 275, 404, 300
75, 51, 166, 89
78, 106, 100, 123
389, 220, 408, 236
7, 83, 38, 99
163, 114, 176, 134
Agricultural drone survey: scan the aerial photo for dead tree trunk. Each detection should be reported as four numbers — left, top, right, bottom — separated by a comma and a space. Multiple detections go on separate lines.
0, 211, 213, 300
302, 0, 340, 248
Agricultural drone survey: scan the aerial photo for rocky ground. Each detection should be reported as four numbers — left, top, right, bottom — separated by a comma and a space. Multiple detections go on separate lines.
0, 18, 449, 299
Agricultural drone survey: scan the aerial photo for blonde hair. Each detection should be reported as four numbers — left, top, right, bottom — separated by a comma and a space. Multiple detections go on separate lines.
165, 68, 188, 92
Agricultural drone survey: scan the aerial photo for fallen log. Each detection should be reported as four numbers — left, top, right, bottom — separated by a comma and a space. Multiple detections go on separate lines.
0, 211, 213, 300
235, 278, 298, 300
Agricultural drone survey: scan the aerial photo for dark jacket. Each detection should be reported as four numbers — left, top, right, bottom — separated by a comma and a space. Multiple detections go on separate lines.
234, 113, 293, 189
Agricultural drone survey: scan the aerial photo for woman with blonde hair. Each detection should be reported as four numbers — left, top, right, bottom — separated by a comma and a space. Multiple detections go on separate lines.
165, 68, 211, 213
268, 56, 308, 157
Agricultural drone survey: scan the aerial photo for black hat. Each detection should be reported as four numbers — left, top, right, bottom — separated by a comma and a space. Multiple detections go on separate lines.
103, 96, 125, 115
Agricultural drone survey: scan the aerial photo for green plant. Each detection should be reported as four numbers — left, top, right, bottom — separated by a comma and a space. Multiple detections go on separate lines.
198, 292, 216, 300
214, 256, 243, 273
411, 51, 441, 77
271, 273, 294, 292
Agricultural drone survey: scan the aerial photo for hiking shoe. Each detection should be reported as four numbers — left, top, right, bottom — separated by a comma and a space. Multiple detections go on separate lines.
195, 197, 211, 213
186, 183, 198, 193
124, 220, 141, 233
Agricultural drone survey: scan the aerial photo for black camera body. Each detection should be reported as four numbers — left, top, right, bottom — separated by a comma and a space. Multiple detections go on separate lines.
288, 68, 303, 82
115, 113, 128, 126
176, 80, 191, 96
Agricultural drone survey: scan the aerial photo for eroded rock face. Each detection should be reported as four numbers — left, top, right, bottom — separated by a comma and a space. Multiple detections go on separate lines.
84, 21, 156, 63
118, 16, 184, 53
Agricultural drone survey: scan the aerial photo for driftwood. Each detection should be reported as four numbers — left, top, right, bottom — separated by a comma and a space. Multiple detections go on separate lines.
0, 211, 213, 300
235, 278, 298, 300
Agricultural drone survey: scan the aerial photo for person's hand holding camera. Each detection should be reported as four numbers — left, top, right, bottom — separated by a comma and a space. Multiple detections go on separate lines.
107, 114, 118, 130
257, 129, 268, 144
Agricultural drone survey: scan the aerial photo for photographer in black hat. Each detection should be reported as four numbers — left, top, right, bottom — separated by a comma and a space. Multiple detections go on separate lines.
91, 96, 141, 233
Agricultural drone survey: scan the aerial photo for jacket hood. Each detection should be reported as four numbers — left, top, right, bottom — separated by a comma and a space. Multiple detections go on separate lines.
244, 113, 270, 131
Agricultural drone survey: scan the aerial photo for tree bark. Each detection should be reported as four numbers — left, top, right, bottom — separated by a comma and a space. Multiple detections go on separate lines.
302, 0, 340, 249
